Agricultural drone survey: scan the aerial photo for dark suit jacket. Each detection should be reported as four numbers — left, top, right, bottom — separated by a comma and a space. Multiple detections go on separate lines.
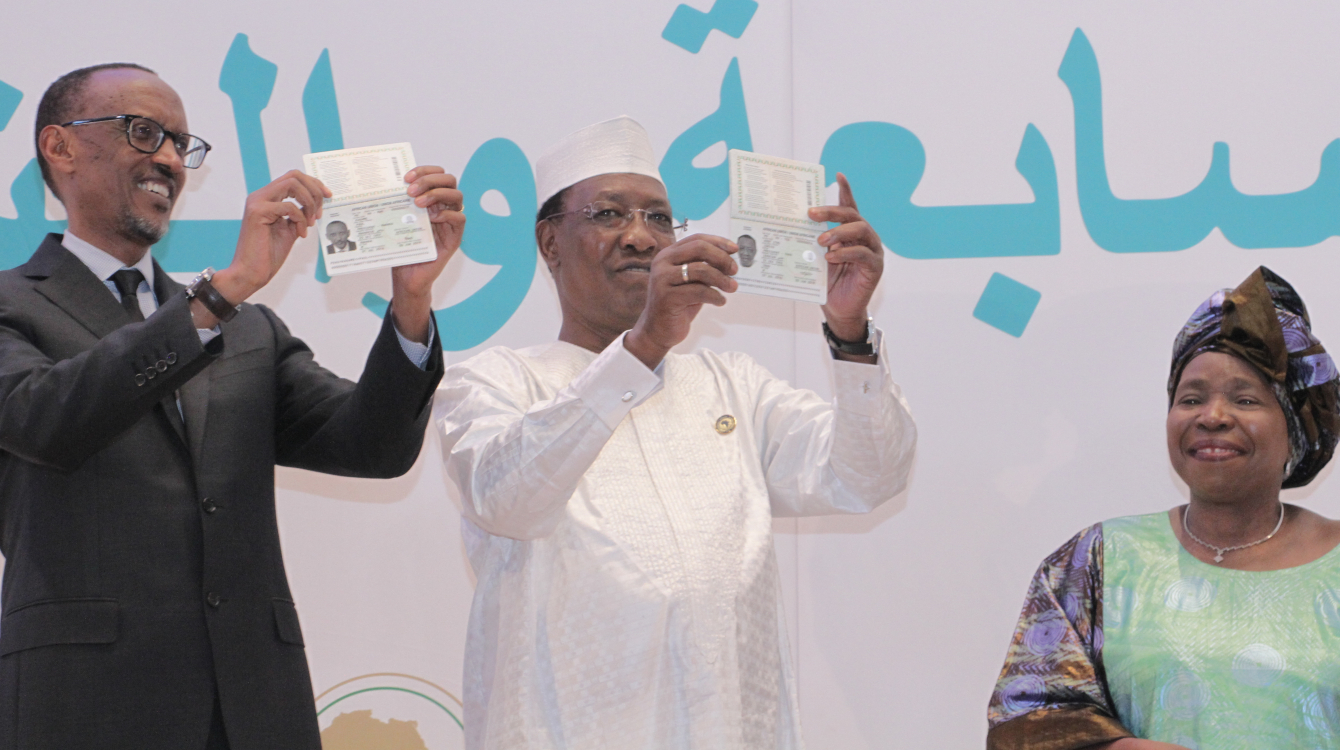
325, 241, 356, 254
0, 235, 443, 749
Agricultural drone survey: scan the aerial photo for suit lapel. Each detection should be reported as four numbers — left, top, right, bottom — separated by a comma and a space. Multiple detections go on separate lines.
160, 268, 211, 466
25, 235, 203, 453
178, 373, 210, 467
153, 265, 208, 458
28, 235, 134, 339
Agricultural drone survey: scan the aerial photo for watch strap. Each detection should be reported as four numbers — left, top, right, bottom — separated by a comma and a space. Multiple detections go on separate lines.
822, 320, 875, 356
185, 268, 239, 323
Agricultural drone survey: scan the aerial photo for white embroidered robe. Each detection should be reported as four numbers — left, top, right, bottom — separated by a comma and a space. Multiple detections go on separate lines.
435, 332, 916, 749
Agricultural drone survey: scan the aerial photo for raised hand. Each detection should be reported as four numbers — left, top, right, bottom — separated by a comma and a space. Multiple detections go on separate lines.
808, 172, 884, 344
230, 170, 330, 293
203, 170, 330, 327
390, 166, 467, 343
624, 234, 738, 369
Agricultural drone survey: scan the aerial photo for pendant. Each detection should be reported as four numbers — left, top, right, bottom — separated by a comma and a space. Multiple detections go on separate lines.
1213, 552, 1225, 563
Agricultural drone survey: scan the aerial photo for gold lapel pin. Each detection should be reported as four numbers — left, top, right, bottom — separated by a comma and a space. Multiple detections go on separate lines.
714, 415, 737, 435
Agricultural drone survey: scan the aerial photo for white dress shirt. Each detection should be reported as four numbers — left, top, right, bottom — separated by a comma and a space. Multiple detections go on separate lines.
436, 332, 917, 749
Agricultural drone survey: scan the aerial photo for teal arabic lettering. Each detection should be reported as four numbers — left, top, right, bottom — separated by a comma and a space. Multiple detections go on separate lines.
6, 24, 1339, 343
303, 49, 344, 155
662, 0, 759, 54
818, 120, 1054, 336
0, 36, 538, 350
1060, 27, 1340, 253
0, 79, 20, 132
659, 57, 753, 221
819, 121, 1059, 259
219, 34, 278, 193
157, 32, 279, 271
303, 48, 344, 284
0, 159, 62, 268
362, 137, 537, 351
0, 67, 61, 266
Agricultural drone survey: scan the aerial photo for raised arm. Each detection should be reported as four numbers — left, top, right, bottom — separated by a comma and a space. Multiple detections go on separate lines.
270, 304, 442, 477
0, 287, 213, 471
224, 163, 463, 475
436, 337, 661, 540
738, 339, 916, 517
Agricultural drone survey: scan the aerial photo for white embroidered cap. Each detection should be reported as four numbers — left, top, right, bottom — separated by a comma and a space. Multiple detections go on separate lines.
534, 116, 664, 210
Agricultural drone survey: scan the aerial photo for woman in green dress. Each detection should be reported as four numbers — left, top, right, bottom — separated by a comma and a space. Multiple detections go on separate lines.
987, 267, 1340, 750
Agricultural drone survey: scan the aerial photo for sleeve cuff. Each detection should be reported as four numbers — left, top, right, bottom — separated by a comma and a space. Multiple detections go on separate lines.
987, 707, 1131, 750
831, 327, 888, 407
197, 325, 221, 346
566, 331, 664, 431
393, 315, 436, 370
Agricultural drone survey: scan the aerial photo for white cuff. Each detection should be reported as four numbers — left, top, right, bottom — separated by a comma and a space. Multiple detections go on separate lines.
831, 327, 887, 408
394, 316, 437, 370
567, 331, 664, 431
197, 326, 221, 346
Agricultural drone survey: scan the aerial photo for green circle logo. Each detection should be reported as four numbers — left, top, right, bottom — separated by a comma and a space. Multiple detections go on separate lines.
317, 673, 464, 749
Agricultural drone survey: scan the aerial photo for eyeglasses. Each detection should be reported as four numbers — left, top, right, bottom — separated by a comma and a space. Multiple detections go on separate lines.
61, 115, 212, 169
547, 201, 688, 237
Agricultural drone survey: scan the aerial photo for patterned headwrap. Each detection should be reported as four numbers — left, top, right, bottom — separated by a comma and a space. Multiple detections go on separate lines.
1169, 267, 1340, 488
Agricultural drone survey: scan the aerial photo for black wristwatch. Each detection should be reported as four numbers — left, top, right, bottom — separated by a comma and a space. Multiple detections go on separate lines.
822, 319, 876, 356
184, 267, 240, 323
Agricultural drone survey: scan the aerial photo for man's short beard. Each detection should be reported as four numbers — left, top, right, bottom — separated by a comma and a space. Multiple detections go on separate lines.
119, 210, 167, 245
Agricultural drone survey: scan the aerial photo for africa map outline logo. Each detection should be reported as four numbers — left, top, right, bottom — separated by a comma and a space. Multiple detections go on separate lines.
316, 673, 464, 747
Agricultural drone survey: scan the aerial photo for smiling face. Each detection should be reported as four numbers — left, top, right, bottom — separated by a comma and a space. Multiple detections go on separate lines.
45, 68, 188, 255
1167, 351, 1293, 503
537, 172, 674, 347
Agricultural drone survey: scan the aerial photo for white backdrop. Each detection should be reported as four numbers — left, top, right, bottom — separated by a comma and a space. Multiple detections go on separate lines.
2, 1, 1339, 747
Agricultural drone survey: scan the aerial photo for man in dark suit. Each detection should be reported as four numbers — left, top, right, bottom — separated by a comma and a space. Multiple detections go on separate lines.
325, 219, 357, 253
0, 63, 465, 749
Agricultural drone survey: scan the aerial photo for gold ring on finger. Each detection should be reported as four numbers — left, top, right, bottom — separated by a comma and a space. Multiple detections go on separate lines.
681, 262, 690, 283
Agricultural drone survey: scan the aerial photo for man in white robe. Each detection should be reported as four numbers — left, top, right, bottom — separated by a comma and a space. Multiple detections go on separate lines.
436, 116, 916, 749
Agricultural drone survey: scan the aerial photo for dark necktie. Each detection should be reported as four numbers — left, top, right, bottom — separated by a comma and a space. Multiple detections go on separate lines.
110, 269, 146, 322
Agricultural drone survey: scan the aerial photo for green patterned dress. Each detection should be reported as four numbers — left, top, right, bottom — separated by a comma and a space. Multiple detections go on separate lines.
987, 512, 1340, 750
